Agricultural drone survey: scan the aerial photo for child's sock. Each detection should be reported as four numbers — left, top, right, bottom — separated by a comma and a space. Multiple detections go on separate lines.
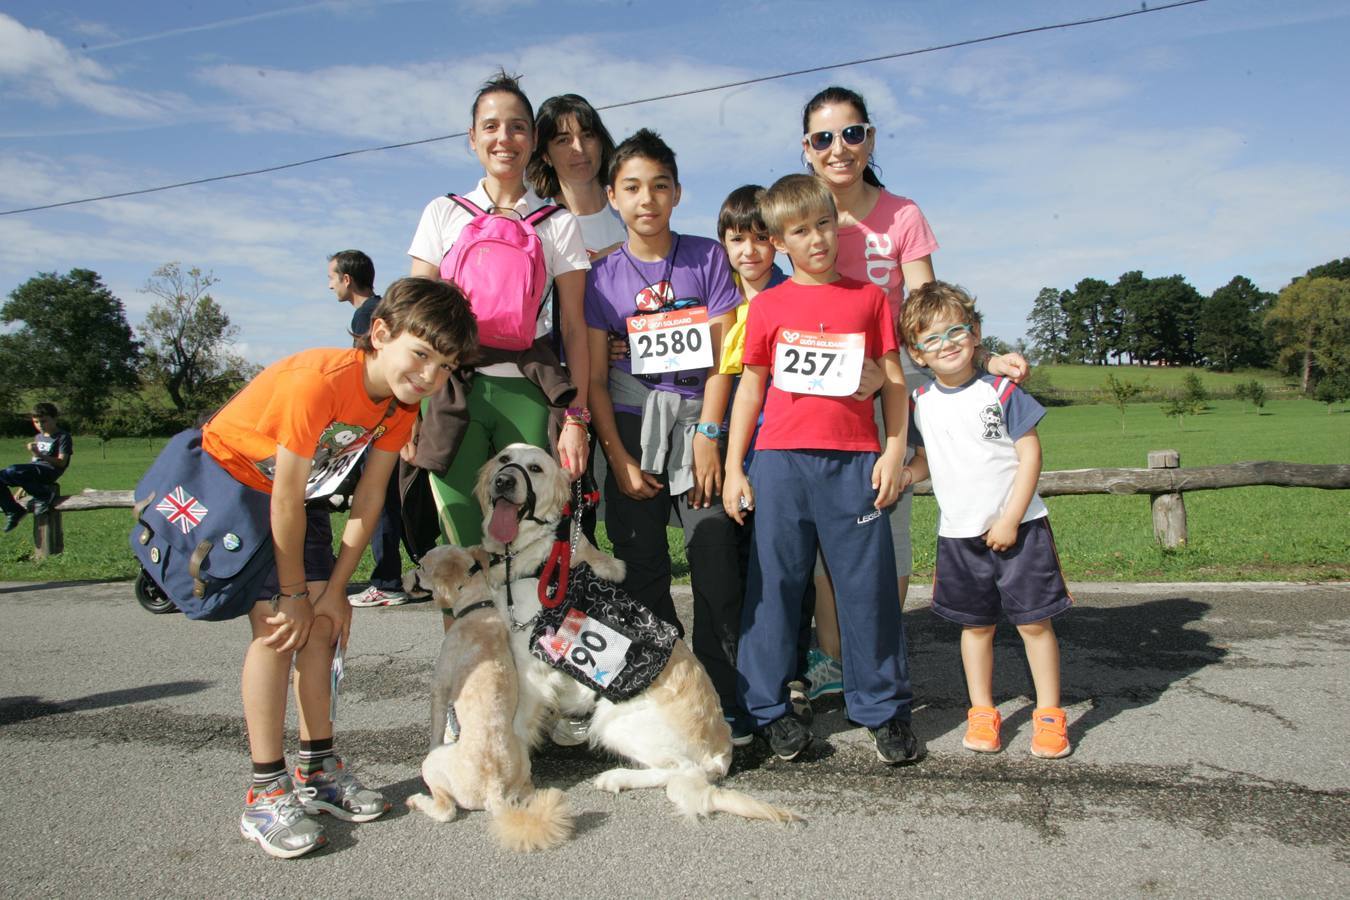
251, 758, 287, 790
297, 738, 334, 777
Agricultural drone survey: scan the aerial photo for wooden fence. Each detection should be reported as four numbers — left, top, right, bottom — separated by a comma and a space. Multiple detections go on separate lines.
29, 451, 1350, 557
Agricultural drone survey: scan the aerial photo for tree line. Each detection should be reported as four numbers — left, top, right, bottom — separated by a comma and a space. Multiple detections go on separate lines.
0, 263, 258, 435
1023, 257, 1350, 399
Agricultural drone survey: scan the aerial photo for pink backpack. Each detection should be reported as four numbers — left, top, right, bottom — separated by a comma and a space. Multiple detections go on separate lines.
439, 194, 561, 351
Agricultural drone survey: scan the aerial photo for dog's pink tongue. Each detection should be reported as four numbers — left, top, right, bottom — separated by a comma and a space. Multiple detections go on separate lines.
487, 499, 520, 545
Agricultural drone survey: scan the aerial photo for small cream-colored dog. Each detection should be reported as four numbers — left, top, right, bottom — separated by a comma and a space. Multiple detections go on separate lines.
474, 444, 800, 824
405, 545, 573, 852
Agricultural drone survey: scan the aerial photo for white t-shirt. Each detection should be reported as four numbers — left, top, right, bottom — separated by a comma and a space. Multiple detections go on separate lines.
408, 180, 590, 375
571, 206, 627, 258
909, 374, 1049, 538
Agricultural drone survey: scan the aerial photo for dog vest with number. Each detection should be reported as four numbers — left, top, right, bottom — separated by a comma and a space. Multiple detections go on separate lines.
529, 563, 677, 701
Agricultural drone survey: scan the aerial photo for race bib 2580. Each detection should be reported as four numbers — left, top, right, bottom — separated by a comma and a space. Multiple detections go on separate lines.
626, 309, 713, 375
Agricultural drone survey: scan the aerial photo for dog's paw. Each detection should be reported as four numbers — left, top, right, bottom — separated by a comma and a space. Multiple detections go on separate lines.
592, 770, 629, 794
407, 792, 457, 823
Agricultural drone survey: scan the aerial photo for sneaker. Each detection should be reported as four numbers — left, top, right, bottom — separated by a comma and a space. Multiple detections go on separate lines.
787, 679, 814, 726
962, 706, 1002, 753
349, 586, 409, 608
1030, 707, 1072, 759
549, 716, 590, 747
804, 648, 843, 700
239, 775, 327, 859
726, 716, 754, 748
406, 585, 433, 603
294, 757, 391, 822
761, 713, 812, 761
3, 510, 24, 533
868, 716, 924, 765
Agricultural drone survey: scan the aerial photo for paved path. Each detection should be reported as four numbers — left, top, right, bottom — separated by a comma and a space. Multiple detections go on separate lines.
1, 580, 1347, 899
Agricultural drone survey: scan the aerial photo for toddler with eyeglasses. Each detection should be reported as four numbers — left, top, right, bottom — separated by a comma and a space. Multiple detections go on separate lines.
899, 280, 1073, 761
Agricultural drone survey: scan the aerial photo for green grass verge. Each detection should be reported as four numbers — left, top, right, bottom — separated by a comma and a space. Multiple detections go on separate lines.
1032, 363, 1297, 403
0, 397, 1344, 584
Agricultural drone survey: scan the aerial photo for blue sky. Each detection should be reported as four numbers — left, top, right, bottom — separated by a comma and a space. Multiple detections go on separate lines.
2, 0, 1347, 365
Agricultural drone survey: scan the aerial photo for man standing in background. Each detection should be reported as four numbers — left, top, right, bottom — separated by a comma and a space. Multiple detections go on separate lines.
327, 250, 421, 607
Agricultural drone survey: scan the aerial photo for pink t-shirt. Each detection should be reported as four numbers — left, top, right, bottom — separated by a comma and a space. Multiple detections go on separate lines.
742, 277, 896, 453
834, 190, 938, 328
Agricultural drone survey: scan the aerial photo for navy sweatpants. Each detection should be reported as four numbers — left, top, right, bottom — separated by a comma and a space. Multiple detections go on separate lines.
736, 448, 912, 729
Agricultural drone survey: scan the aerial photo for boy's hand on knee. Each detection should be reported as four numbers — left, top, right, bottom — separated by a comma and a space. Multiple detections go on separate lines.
313, 586, 353, 649
263, 596, 314, 653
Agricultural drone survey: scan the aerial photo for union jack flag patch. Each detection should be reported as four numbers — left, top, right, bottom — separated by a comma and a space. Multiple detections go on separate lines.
156, 486, 208, 533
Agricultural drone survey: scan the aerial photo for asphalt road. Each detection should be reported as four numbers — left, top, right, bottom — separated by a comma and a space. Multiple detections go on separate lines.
1, 580, 1347, 899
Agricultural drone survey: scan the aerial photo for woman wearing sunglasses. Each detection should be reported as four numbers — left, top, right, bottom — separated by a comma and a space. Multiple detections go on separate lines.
795, 85, 1028, 704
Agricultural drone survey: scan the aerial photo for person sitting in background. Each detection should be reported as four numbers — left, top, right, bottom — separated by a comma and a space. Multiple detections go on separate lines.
1, 402, 72, 533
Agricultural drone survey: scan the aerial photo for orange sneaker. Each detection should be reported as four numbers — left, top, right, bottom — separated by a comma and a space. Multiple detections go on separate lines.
1030, 707, 1071, 758
962, 706, 1002, 752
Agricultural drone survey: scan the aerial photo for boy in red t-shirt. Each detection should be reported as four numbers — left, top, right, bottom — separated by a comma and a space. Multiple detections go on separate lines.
723, 174, 921, 767
202, 277, 476, 858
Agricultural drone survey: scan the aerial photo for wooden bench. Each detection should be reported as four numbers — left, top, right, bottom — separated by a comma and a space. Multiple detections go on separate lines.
28, 488, 133, 560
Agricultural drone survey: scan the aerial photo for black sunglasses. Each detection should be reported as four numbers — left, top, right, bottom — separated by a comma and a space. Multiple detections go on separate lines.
805, 123, 874, 153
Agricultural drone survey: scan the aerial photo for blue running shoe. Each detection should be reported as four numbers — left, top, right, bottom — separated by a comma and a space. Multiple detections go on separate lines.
240, 775, 326, 859
804, 648, 843, 700
295, 757, 390, 822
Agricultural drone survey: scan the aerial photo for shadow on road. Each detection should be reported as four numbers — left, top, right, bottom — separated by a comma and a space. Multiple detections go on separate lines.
810, 596, 1224, 749
0, 579, 122, 595
0, 679, 212, 726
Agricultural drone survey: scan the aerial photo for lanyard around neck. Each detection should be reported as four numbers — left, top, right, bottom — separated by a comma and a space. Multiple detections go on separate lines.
621, 235, 680, 310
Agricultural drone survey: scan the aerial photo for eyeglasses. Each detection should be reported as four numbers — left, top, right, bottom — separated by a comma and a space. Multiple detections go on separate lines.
914, 323, 974, 353
804, 123, 874, 153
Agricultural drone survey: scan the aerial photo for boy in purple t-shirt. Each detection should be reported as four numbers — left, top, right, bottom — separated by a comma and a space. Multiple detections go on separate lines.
584, 129, 744, 723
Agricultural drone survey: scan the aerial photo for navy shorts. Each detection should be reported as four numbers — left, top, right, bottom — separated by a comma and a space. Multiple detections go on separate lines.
931, 517, 1071, 627
257, 504, 336, 601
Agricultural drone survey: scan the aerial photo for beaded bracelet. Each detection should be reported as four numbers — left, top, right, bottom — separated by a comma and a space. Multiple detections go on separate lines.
563, 405, 592, 430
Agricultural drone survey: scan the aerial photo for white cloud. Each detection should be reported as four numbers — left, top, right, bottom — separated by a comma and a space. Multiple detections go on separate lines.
912, 119, 1350, 341
0, 13, 181, 119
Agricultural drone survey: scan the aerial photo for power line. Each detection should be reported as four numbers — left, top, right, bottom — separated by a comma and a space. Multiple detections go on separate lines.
1, 0, 1207, 217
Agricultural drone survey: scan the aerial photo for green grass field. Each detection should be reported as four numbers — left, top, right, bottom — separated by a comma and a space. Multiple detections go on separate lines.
0, 396, 1345, 584
1032, 363, 1297, 401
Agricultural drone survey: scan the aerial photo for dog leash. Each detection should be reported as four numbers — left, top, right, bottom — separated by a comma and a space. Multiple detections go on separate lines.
495, 475, 598, 631
537, 475, 599, 611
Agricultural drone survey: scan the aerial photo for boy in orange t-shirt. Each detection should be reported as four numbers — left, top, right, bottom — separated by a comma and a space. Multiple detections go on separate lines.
202, 277, 476, 858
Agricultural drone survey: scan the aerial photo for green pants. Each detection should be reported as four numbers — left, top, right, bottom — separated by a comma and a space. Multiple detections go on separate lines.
427, 374, 550, 546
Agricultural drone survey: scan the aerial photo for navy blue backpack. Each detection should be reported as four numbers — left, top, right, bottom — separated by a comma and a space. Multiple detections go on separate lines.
130, 429, 275, 621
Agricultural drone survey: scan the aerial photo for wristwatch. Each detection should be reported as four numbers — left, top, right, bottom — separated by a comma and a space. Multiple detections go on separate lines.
695, 422, 724, 440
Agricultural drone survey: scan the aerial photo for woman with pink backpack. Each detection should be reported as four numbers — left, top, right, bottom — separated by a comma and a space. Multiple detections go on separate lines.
407, 70, 592, 550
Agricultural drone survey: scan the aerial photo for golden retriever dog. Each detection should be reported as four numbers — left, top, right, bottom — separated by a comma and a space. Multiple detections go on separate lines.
405, 545, 573, 851
472, 443, 800, 823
